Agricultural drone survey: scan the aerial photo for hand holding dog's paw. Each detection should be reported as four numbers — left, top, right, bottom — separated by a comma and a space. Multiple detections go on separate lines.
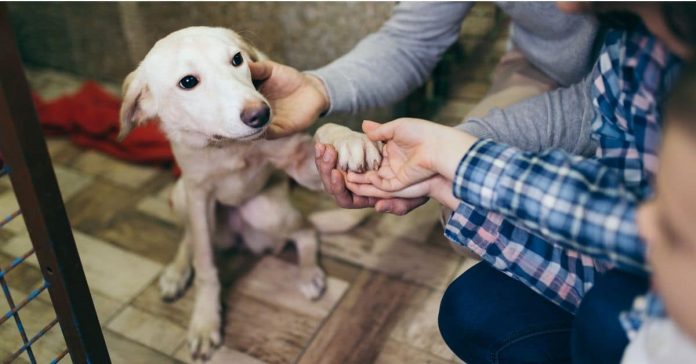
314, 123, 382, 173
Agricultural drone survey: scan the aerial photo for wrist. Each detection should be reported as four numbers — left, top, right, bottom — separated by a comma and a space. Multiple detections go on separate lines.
305, 74, 330, 118
428, 176, 459, 210
433, 131, 479, 180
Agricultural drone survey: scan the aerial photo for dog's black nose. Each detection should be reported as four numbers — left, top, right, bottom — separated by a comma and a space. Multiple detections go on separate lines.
240, 103, 270, 129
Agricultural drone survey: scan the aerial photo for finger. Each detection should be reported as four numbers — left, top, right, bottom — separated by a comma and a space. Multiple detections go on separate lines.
348, 180, 428, 199
345, 171, 374, 184
316, 144, 337, 186
363, 120, 396, 142
361, 120, 381, 134
345, 170, 390, 188
331, 170, 375, 208
329, 169, 355, 206
375, 197, 428, 215
249, 60, 275, 81
345, 181, 394, 199
314, 143, 325, 159
350, 193, 378, 208
365, 172, 407, 192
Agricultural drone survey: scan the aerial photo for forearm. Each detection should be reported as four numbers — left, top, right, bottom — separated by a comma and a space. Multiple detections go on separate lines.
453, 139, 647, 272
308, 2, 471, 115
456, 73, 598, 156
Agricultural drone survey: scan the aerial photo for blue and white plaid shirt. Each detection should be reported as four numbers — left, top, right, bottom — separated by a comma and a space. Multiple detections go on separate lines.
444, 26, 680, 314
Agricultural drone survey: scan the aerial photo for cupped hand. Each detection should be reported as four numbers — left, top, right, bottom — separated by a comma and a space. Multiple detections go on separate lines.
315, 143, 428, 215
346, 119, 442, 192
250, 60, 329, 139
347, 118, 479, 191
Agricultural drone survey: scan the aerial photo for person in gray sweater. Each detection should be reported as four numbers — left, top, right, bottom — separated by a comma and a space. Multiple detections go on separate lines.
249, 2, 604, 362
251, 2, 599, 213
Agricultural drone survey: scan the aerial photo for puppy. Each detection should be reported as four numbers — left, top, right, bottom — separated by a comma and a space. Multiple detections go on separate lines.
118, 26, 381, 361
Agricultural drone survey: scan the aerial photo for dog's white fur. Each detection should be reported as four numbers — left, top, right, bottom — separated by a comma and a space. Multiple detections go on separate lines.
119, 26, 381, 361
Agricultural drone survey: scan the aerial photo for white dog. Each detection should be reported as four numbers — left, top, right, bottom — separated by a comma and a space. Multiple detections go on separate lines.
118, 26, 381, 361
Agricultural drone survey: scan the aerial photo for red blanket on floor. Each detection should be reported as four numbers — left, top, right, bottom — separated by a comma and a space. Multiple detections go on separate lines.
33, 81, 175, 167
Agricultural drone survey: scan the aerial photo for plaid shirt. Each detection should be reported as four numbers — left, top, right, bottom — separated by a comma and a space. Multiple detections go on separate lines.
444, 26, 680, 313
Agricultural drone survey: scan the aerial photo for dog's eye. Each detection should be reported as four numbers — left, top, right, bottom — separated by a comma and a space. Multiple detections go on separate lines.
231, 52, 244, 67
178, 75, 199, 90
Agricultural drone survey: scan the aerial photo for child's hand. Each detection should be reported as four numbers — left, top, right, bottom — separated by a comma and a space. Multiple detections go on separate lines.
348, 118, 479, 192
314, 143, 429, 215
346, 175, 460, 210
351, 118, 442, 192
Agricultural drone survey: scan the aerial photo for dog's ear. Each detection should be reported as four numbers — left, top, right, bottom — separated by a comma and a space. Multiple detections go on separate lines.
221, 28, 265, 62
242, 44, 262, 62
118, 68, 156, 141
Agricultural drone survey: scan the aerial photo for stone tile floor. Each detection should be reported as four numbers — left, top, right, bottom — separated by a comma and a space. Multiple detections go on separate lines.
0, 26, 507, 364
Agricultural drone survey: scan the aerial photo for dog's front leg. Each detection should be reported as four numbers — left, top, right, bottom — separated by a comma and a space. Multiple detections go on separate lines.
289, 228, 325, 300
185, 187, 221, 361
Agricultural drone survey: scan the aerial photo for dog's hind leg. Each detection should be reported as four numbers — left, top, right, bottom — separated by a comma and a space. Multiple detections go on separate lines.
239, 184, 326, 300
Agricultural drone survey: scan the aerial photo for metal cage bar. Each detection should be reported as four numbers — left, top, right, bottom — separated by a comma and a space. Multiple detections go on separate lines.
0, 4, 110, 363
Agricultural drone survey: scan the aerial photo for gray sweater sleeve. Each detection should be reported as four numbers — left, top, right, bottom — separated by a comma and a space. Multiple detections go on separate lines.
457, 73, 598, 156
308, 2, 472, 115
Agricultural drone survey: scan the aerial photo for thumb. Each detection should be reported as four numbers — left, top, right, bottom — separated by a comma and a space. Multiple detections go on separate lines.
362, 120, 381, 134
249, 60, 274, 81
363, 120, 396, 142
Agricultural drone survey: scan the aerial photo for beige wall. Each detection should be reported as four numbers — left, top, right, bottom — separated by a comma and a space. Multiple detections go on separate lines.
9, 2, 394, 83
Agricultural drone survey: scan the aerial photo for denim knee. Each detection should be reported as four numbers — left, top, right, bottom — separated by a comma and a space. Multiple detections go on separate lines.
438, 268, 492, 363
438, 263, 574, 364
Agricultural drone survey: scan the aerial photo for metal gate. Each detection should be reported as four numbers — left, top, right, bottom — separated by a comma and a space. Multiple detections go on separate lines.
0, 4, 111, 363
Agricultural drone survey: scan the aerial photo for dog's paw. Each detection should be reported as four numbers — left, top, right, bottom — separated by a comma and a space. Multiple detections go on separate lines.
188, 316, 222, 362
315, 123, 382, 173
333, 131, 382, 173
298, 266, 326, 300
159, 263, 192, 301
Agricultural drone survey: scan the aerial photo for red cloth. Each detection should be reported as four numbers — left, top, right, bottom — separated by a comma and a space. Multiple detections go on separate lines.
33, 81, 177, 171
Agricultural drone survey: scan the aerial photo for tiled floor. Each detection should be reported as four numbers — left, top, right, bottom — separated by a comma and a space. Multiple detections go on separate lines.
0, 25, 507, 364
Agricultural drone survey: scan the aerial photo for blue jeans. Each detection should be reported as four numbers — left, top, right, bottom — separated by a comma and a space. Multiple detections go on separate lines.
438, 262, 649, 364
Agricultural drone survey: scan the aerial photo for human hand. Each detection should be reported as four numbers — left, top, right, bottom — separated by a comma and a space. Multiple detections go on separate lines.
315, 143, 428, 215
345, 173, 460, 211
346, 119, 479, 192
250, 60, 329, 139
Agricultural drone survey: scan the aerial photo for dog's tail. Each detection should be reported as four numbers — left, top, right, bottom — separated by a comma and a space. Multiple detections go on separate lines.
308, 208, 372, 233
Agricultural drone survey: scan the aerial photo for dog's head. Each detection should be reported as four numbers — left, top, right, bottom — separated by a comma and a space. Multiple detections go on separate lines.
119, 26, 270, 148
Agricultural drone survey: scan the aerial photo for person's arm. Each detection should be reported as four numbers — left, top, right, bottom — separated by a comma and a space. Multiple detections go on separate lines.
449, 138, 647, 273
308, 2, 473, 115
323, 71, 600, 212
457, 73, 598, 156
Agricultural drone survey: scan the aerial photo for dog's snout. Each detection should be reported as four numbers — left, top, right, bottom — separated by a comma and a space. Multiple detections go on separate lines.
240, 102, 270, 129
